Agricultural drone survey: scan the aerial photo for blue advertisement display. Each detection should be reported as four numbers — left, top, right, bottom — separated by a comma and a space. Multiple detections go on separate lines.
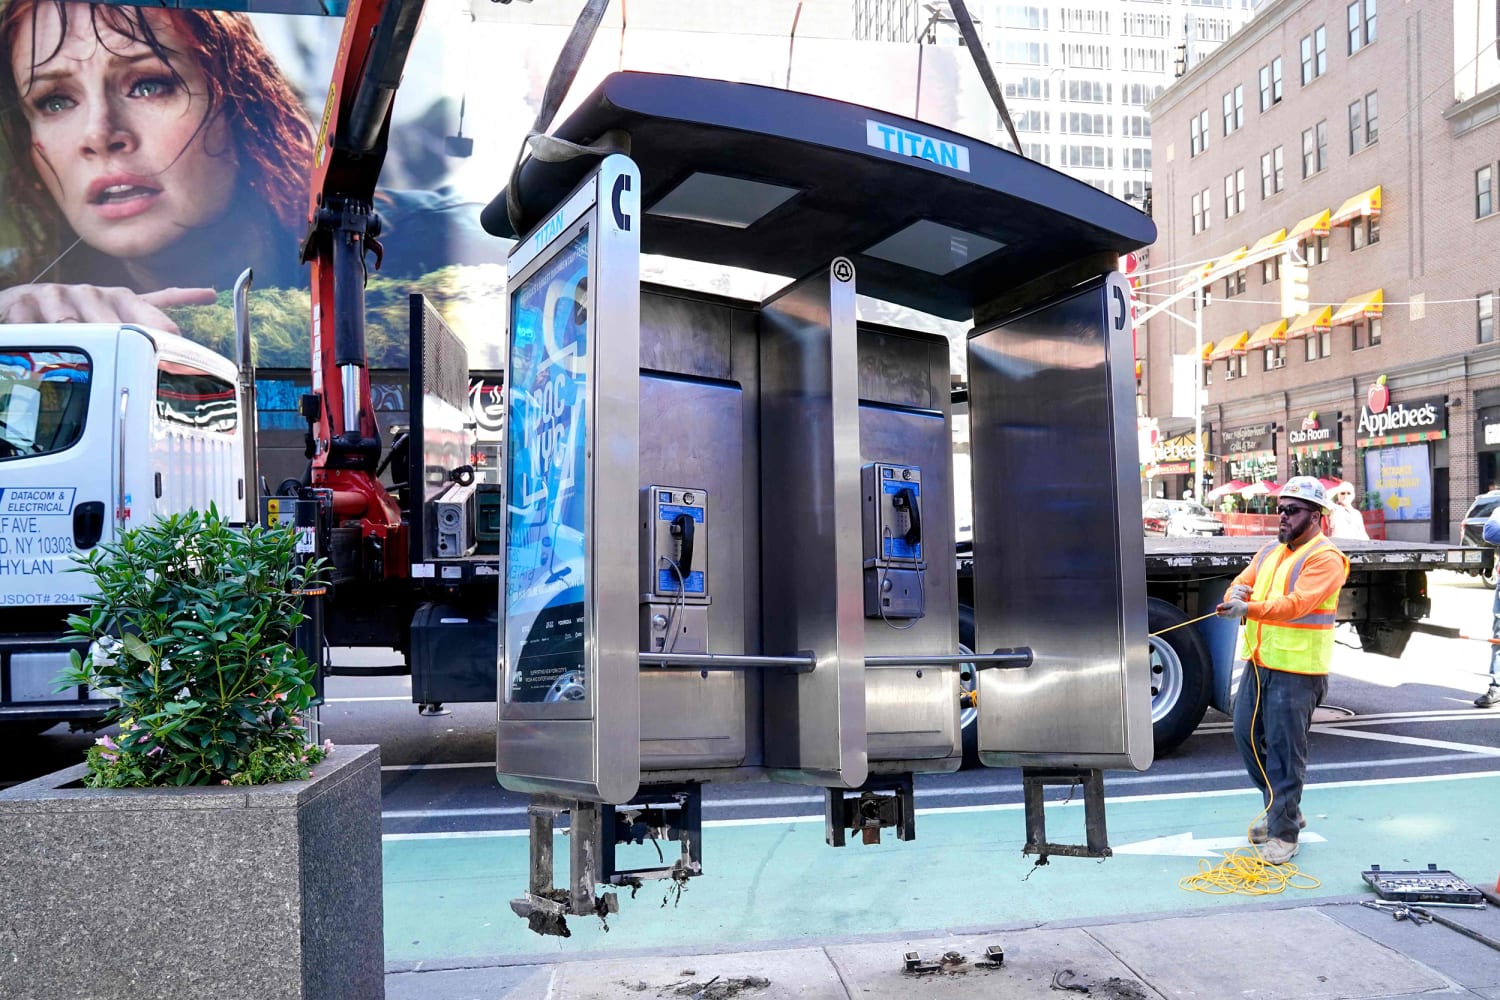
505, 230, 590, 704
1364, 443, 1432, 521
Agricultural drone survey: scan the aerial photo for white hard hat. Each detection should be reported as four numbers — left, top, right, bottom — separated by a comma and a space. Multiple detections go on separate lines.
1280, 475, 1333, 511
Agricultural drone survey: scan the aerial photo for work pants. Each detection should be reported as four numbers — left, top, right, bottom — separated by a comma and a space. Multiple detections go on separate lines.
1232, 660, 1327, 843
1490, 582, 1500, 681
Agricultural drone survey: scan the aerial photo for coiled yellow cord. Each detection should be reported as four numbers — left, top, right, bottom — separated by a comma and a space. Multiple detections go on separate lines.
1179, 659, 1322, 896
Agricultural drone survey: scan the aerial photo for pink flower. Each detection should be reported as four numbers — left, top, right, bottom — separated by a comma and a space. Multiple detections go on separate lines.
220, 779, 231, 786
322, 739, 335, 754
146, 746, 163, 757
95, 735, 118, 751
272, 691, 287, 702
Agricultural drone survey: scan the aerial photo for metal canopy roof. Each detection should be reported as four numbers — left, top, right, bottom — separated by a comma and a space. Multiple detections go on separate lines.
481, 72, 1155, 321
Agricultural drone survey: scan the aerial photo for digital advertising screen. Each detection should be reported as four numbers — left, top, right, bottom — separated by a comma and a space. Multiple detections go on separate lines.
503, 229, 590, 705
1363, 443, 1433, 521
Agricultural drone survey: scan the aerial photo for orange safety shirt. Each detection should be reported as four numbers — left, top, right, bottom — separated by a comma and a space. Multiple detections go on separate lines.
1229, 532, 1350, 674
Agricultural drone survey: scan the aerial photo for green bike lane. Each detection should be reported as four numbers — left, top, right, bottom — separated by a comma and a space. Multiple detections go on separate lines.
381, 769, 1500, 963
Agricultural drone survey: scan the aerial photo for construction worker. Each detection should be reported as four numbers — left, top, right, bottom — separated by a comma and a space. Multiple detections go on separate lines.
1215, 476, 1350, 864
1478, 506, 1500, 708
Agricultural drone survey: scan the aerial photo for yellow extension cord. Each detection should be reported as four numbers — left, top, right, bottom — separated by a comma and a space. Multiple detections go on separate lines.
1177, 655, 1321, 896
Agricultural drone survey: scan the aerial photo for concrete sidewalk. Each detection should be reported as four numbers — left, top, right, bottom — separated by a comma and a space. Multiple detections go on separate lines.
386, 895, 1500, 999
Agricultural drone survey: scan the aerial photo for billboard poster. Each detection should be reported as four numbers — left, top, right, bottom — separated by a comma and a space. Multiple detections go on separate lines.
1364, 443, 1432, 521
503, 230, 589, 704
0, 1, 992, 374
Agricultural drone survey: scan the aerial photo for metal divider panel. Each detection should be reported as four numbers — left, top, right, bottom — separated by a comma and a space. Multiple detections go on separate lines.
967, 274, 1152, 771
757, 261, 868, 788
408, 295, 471, 560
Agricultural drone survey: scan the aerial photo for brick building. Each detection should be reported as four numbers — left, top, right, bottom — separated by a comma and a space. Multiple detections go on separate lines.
1139, 0, 1500, 541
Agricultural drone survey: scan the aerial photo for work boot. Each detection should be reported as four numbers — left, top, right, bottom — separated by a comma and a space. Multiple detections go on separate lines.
1476, 685, 1500, 709
1249, 812, 1307, 844
1259, 838, 1299, 864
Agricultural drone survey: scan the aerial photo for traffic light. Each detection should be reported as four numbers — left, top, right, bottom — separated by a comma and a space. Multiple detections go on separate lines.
1280, 254, 1310, 319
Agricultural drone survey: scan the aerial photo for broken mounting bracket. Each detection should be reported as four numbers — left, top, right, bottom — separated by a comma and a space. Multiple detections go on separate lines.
508, 797, 619, 937
825, 773, 916, 847
1021, 768, 1110, 861
600, 783, 704, 886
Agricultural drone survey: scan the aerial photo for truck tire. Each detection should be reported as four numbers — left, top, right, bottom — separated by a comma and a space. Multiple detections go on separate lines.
1146, 597, 1211, 757
957, 604, 979, 768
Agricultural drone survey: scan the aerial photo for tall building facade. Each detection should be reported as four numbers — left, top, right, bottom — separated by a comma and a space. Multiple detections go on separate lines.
981, 0, 1258, 206
1140, 0, 1500, 541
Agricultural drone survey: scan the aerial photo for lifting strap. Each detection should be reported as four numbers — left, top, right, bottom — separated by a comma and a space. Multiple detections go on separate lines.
504, 0, 628, 237
947, 0, 1023, 156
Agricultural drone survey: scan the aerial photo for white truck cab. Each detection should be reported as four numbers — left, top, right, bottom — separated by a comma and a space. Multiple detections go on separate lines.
0, 324, 244, 732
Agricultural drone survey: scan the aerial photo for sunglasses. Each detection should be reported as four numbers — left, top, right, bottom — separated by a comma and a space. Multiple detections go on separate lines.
1276, 504, 1317, 517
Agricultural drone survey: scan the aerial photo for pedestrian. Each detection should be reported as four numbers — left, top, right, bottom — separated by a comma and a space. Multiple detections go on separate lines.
1326, 482, 1368, 540
1477, 505, 1500, 708
1215, 476, 1350, 863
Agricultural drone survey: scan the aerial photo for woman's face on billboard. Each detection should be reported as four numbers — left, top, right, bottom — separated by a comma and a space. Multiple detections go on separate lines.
10, 3, 238, 259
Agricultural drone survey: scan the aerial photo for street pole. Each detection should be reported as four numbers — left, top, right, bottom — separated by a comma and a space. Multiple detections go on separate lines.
1193, 285, 1204, 499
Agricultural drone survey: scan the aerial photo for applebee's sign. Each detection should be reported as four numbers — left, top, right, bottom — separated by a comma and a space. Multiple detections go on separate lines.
1356, 377, 1445, 440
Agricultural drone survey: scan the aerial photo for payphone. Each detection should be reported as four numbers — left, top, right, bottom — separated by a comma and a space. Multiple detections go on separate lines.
862, 463, 924, 621
641, 486, 709, 655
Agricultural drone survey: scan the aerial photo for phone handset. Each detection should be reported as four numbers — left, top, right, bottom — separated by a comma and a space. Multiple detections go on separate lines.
670, 512, 695, 577
892, 487, 922, 548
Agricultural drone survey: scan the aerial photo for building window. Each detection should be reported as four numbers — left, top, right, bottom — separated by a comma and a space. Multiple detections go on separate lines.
1478, 165, 1495, 219
1481, 294, 1496, 344
1301, 121, 1328, 177
1222, 169, 1246, 217
1301, 26, 1327, 84
1260, 146, 1285, 195
1259, 57, 1284, 111
1348, 0, 1377, 52
1005, 76, 1050, 100
1191, 188, 1212, 233
1263, 342, 1286, 370
1223, 269, 1247, 297
1350, 217, 1380, 249
1351, 317, 1382, 349
1190, 110, 1209, 156
1263, 255, 1281, 283
1224, 354, 1247, 380
1306, 328, 1333, 361
1349, 92, 1378, 152
1301, 234, 1330, 265
1223, 84, 1244, 134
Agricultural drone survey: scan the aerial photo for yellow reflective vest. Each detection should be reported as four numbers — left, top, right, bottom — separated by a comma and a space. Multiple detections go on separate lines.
1234, 535, 1349, 675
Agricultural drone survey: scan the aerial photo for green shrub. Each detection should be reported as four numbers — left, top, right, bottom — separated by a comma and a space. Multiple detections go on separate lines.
60, 506, 329, 788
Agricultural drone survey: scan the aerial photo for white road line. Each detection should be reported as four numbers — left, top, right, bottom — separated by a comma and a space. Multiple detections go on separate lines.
382, 761, 495, 773
1310, 725, 1500, 756
377, 752, 1495, 820
1198, 708, 1500, 732
383, 768, 1500, 841
327, 696, 414, 703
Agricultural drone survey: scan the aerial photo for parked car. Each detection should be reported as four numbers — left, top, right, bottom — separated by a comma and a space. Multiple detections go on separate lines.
1143, 499, 1226, 537
1461, 490, 1500, 586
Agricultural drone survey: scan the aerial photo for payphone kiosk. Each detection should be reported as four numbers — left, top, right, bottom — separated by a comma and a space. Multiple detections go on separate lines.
489, 71, 1154, 933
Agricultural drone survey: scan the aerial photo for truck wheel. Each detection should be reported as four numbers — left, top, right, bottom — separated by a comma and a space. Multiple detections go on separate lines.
1146, 597, 1211, 757
958, 604, 979, 768
1482, 565, 1497, 589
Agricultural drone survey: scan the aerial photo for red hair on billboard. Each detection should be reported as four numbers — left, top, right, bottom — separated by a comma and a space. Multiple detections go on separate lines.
0, 0, 311, 276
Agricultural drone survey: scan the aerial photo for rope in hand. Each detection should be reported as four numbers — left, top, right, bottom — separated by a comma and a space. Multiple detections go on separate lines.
1179, 661, 1321, 896
1149, 610, 1220, 637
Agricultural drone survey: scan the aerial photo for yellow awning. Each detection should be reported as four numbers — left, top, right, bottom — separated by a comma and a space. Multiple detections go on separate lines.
1208, 331, 1250, 360
1288, 209, 1331, 242
1331, 185, 1382, 226
1248, 228, 1288, 255
1200, 341, 1216, 364
1286, 306, 1333, 338
1213, 246, 1249, 274
1330, 289, 1384, 326
1178, 262, 1213, 290
1245, 318, 1288, 349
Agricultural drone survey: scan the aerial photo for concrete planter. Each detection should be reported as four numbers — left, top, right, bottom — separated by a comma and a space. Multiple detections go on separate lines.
0, 743, 384, 1000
